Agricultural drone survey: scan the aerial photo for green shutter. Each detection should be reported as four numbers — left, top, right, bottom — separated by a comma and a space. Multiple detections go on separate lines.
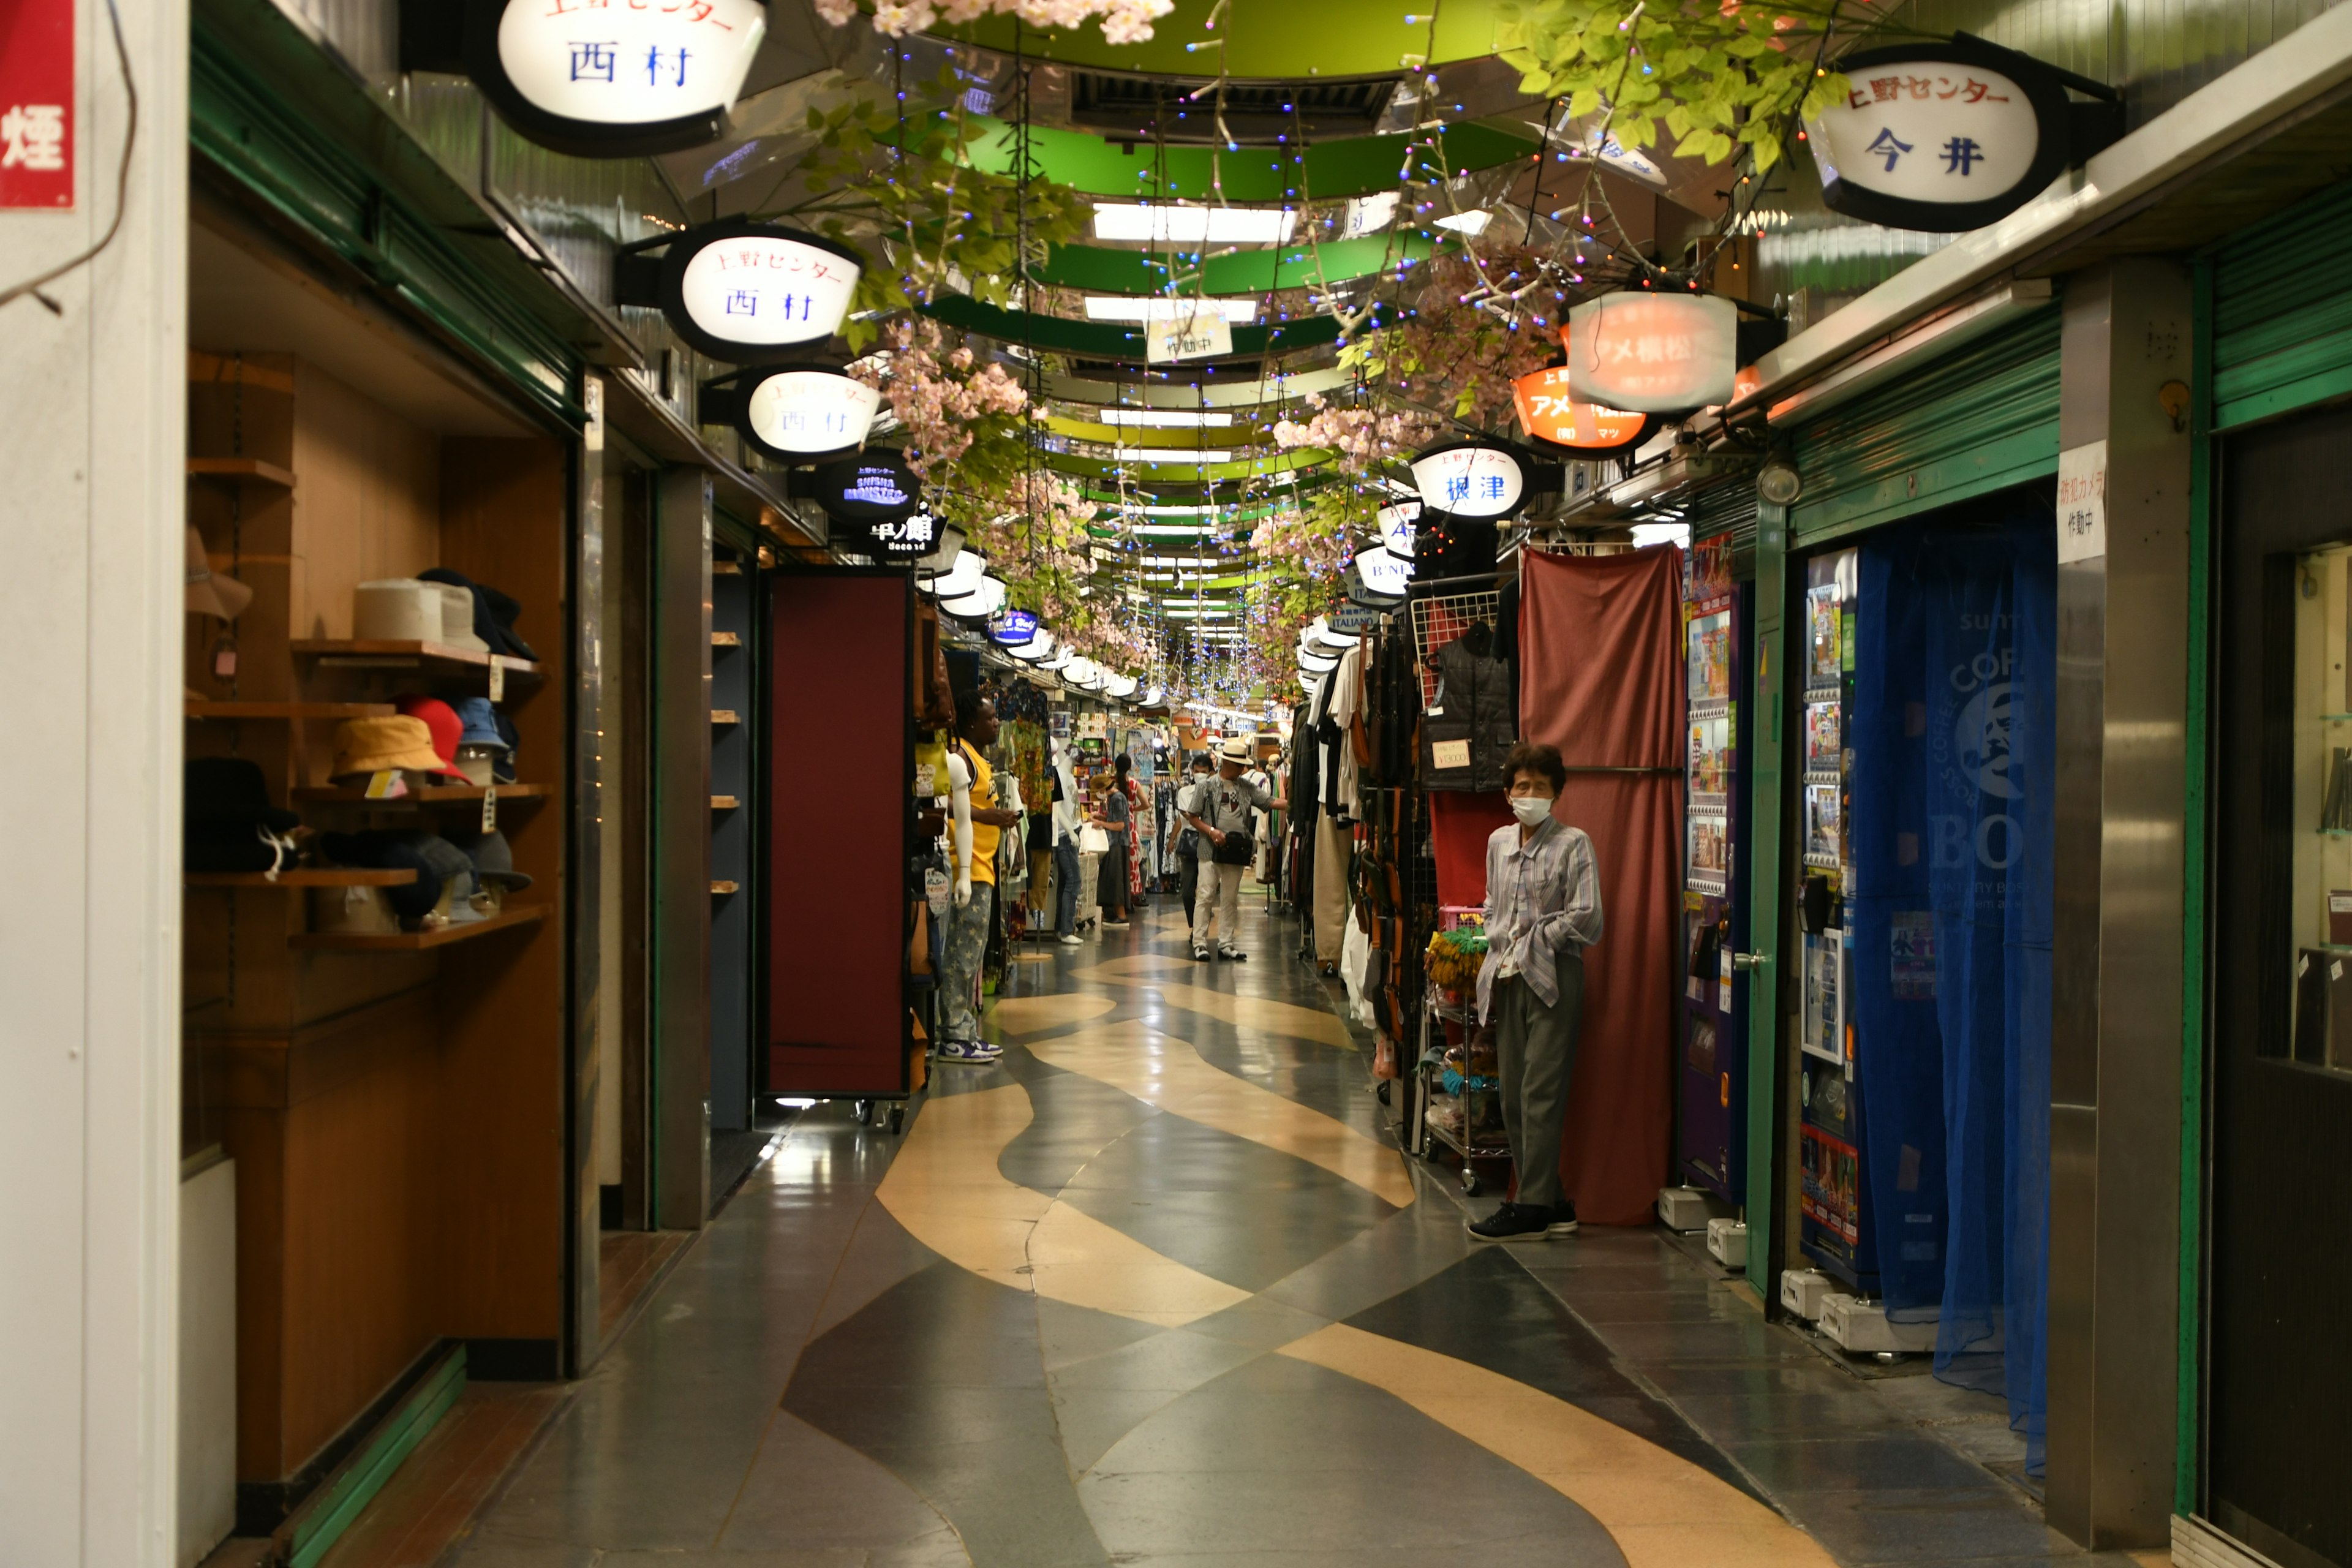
1785, 305, 2062, 546
2212, 178, 2352, 431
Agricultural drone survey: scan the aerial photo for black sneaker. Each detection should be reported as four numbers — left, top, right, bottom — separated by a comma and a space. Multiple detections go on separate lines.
1192, 946, 1212, 962
1467, 1203, 1555, 1243
1547, 1203, 1580, 1236
1219, 946, 1247, 962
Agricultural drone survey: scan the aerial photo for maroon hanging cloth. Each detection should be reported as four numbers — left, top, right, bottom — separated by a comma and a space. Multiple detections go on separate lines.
1517, 546, 1686, 1224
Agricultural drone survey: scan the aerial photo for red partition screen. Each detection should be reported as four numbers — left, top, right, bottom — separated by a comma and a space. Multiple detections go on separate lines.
1517, 546, 1686, 1224
766, 571, 910, 1095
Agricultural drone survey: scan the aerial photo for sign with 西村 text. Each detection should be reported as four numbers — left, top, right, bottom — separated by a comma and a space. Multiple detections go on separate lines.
465, 0, 768, 158
735, 368, 879, 462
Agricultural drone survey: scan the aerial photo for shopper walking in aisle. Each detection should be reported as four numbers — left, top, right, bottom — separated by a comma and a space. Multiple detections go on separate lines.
1185, 734, 1285, 962
1050, 741, 1084, 946
1468, 741, 1604, 1240
1178, 751, 1212, 935
1093, 753, 1138, 930
937, 692, 1023, 1063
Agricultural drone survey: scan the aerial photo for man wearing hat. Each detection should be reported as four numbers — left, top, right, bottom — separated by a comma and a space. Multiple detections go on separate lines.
1182, 734, 1286, 962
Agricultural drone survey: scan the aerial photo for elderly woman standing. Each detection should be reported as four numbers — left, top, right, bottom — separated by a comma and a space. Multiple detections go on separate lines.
1468, 740, 1604, 1243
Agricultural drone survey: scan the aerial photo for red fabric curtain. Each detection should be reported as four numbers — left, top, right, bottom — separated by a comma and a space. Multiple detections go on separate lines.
1518, 547, 1686, 1224
1427, 791, 1512, 911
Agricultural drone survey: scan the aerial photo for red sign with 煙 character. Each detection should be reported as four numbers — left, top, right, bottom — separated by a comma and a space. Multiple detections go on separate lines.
1, 0, 74, 209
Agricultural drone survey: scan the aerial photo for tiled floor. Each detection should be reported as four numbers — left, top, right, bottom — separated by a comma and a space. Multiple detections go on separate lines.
439, 894, 2168, 1568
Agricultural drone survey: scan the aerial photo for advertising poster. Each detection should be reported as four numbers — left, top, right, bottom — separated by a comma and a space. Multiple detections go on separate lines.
1688, 608, 1732, 701
1800, 1125, 1862, 1245
1804, 782, 1843, 866
1804, 701, 1842, 777
1807, 582, 1842, 686
1688, 812, 1730, 894
1689, 714, 1732, 797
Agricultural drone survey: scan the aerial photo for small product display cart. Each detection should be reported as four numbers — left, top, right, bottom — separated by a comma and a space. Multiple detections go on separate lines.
1411, 917, 1510, 1194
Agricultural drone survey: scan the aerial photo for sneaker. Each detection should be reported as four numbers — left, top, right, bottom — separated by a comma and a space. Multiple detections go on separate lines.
965, 1038, 1004, 1063
1467, 1203, 1556, 1243
1547, 1203, 1580, 1236
1058, 933, 1082, 946
1102, 919, 1129, 929
935, 1039, 987, 1063
1192, 946, 1213, 962
1219, 946, 1247, 962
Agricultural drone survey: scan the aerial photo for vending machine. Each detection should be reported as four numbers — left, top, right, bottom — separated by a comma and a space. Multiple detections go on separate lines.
1677, 541, 1749, 1201
1793, 547, 1877, 1292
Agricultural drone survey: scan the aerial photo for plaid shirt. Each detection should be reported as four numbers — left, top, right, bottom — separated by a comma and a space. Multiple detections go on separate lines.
1477, 818, 1604, 1022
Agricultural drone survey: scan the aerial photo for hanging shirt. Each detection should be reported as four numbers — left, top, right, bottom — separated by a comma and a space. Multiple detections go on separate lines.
1477, 816, 1605, 1022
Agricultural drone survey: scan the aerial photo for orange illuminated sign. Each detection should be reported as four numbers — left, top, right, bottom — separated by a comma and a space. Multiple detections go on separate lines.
1512, 363, 1648, 451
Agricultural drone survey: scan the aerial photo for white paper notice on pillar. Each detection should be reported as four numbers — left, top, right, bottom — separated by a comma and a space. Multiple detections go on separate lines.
1146, 311, 1234, 364
493, 0, 766, 137
2056, 440, 2107, 564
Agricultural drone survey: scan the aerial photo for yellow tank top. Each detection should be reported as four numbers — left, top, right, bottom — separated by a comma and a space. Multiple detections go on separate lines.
957, 741, 1000, 884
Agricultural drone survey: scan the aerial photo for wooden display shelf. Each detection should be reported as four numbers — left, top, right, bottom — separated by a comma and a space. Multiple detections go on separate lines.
710, 880, 741, 895
290, 639, 542, 678
711, 795, 739, 810
712, 561, 744, 576
291, 782, 550, 804
712, 631, 742, 648
187, 456, 296, 488
187, 701, 396, 720
711, 710, 739, 725
186, 869, 419, 888
288, 904, 546, 951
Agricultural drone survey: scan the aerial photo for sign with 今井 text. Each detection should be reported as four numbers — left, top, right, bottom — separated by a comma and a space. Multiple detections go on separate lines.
1566, 293, 1739, 413
1804, 36, 2072, 233
466, 0, 768, 157
2056, 440, 2106, 564
1, 0, 73, 210
1146, 309, 1233, 364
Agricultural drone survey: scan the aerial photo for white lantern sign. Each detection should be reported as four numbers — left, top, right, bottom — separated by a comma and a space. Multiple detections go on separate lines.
1804, 36, 2075, 233
465, 0, 768, 157
1409, 442, 1530, 521
737, 369, 879, 462
1564, 292, 1738, 413
617, 221, 865, 361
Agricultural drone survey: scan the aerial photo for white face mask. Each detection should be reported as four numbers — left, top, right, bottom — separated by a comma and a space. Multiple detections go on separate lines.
1510, 795, 1555, 827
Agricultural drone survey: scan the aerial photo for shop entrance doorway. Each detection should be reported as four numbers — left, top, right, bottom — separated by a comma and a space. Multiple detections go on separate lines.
2209, 401, 2352, 1568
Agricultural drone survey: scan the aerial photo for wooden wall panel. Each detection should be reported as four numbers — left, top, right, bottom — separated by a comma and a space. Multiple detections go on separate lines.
289, 360, 440, 641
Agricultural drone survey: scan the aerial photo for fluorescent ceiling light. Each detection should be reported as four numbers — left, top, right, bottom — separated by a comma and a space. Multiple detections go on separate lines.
1631, 521, 1692, 551
1112, 448, 1235, 465
1092, 203, 1298, 245
1159, 605, 1232, 619
1083, 297, 1261, 325
1434, 208, 1493, 235
1087, 409, 1235, 428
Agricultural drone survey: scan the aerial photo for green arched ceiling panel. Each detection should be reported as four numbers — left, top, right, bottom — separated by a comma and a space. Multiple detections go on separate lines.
924, 0, 1509, 78
1048, 364, 1355, 406
1030, 232, 1436, 295
1041, 446, 1333, 482
921, 291, 1341, 358
963, 117, 1536, 201
1044, 417, 1282, 448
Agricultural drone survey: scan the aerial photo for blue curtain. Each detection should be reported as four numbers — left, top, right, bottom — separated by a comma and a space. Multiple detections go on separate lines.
1852, 508, 2054, 1474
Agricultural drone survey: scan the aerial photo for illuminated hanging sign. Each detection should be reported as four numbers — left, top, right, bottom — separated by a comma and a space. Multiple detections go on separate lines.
1409, 441, 1531, 521
811, 451, 932, 560
1349, 547, 1412, 604
990, 610, 1039, 646
1564, 292, 1738, 413
461, 0, 768, 158
1512, 364, 1654, 457
615, 221, 862, 361
701, 366, 879, 463
1804, 35, 2075, 233
1376, 502, 1419, 558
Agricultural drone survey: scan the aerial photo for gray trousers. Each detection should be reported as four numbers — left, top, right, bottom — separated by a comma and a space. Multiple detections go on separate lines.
1493, 948, 1585, 1211
939, 883, 994, 1041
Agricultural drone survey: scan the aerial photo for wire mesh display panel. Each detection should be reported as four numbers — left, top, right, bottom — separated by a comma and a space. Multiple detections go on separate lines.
1408, 589, 1501, 710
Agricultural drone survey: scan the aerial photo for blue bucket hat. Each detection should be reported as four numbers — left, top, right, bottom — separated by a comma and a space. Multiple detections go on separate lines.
453, 696, 508, 752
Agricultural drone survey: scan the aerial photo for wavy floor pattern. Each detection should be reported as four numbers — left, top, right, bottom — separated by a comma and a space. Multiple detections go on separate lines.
445, 895, 2147, 1568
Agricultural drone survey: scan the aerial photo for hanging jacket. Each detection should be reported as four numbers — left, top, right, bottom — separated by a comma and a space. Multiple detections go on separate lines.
1422, 622, 1515, 791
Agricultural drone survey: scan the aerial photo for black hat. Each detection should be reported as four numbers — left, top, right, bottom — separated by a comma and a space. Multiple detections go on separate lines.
447, 827, 533, 891
185, 758, 301, 873
318, 831, 461, 921
418, 568, 538, 663
492, 709, 519, 785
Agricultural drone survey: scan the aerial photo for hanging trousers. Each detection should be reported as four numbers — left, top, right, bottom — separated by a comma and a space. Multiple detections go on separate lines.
1179, 851, 1200, 929
1314, 816, 1349, 963
1193, 860, 1245, 950
1493, 948, 1586, 1212
1054, 839, 1080, 935
938, 884, 995, 1042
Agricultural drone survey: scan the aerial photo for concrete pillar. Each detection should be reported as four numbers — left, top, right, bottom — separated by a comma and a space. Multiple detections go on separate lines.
2046, 258, 2194, 1548
0, 0, 190, 1557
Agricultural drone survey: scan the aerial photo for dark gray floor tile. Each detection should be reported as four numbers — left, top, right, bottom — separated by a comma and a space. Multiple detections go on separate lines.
1728, 1434, 2007, 1494
1768, 1486, 2073, 1564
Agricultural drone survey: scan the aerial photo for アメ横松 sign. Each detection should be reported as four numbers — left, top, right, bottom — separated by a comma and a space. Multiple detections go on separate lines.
465, 0, 768, 157
1564, 293, 1738, 414
1804, 35, 2074, 233
1512, 363, 1653, 456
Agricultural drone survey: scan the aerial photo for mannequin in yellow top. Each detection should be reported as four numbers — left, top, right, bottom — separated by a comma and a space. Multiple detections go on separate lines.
937, 692, 1020, 1063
